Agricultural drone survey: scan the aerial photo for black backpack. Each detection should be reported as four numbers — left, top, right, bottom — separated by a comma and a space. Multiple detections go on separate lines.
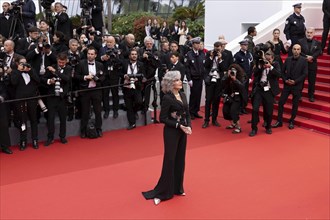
86, 119, 98, 139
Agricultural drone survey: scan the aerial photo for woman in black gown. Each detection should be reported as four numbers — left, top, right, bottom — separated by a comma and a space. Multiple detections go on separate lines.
142, 71, 192, 205
270, 28, 288, 71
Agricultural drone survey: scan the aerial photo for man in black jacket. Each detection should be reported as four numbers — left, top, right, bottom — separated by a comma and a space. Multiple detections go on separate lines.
298, 27, 322, 102
91, 0, 104, 33
15, 26, 39, 57
53, 2, 72, 41
249, 51, 281, 136
272, 44, 308, 129
0, 2, 24, 40
42, 53, 72, 146
185, 37, 205, 119
75, 46, 105, 138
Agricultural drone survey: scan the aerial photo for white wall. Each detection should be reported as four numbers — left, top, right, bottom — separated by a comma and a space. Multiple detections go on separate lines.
205, 0, 323, 50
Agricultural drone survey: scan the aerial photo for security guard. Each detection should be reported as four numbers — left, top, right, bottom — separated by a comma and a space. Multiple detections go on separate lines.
284, 3, 306, 56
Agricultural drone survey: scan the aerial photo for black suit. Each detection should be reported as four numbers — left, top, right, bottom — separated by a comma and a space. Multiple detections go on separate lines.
298, 38, 322, 98
75, 59, 105, 134
321, 0, 330, 53
91, 0, 104, 32
251, 61, 281, 130
121, 60, 145, 126
170, 25, 180, 43
10, 69, 40, 142
0, 13, 25, 40
0, 79, 11, 148
15, 37, 35, 57
41, 65, 72, 139
142, 92, 191, 201
53, 12, 72, 40
277, 55, 308, 123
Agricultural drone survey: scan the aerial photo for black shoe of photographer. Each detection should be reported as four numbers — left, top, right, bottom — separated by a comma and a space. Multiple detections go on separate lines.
309, 97, 315, 102
1, 146, 13, 154
266, 128, 272, 134
202, 121, 209, 128
241, 109, 248, 114
44, 138, 54, 147
60, 138, 68, 144
190, 114, 195, 120
113, 111, 118, 119
272, 121, 283, 128
103, 111, 109, 119
127, 124, 136, 130
97, 129, 103, 137
32, 140, 39, 149
288, 122, 295, 130
249, 129, 257, 137
212, 120, 220, 127
135, 113, 139, 120
19, 141, 27, 151
194, 113, 203, 119
262, 121, 267, 127
67, 115, 73, 121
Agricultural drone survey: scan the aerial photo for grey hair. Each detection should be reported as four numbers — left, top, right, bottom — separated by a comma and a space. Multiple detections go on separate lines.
161, 71, 181, 93
144, 36, 154, 45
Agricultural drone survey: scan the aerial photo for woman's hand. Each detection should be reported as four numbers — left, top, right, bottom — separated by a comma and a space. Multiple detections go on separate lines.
180, 125, 192, 135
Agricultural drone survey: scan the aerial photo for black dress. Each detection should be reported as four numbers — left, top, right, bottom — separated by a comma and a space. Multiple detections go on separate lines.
273, 40, 287, 71
142, 91, 191, 201
0, 79, 11, 148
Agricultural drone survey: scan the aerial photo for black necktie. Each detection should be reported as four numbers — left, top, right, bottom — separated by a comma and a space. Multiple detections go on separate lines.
88, 63, 94, 65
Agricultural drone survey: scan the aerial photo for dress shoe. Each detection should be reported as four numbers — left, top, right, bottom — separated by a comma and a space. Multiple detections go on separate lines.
309, 97, 315, 102
1, 147, 13, 154
103, 111, 109, 119
97, 129, 103, 137
113, 111, 118, 119
32, 140, 39, 149
241, 109, 248, 114
19, 141, 27, 151
80, 133, 86, 138
272, 121, 283, 128
202, 121, 209, 128
190, 114, 195, 120
194, 113, 203, 119
262, 121, 267, 127
44, 138, 54, 146
60, 138, 68, 144
266, 128, 272, 134
127, 124, 136, 130
153, 198, 161, 205
249, 129, 257, 137
212, 120, 220, 127
288, 122, 294, 130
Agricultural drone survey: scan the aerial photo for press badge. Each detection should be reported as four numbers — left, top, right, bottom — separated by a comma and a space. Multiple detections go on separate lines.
264, 86, 270, 91
21, 123, 26, 131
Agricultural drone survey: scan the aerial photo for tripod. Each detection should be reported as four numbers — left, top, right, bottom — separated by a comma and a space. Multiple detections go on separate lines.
8, 11, 26, 41
81, 7, 92, 34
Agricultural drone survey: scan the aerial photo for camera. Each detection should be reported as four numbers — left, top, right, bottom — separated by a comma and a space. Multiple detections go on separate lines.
92, 75, 99, 81
128, 74, 142, 89
38, 99, 48, 112
22, 63, 32, 68
161, 64, 167, 72
259, 81, 268, 87
210, 68, 218, 83
54, 77, 62, 96
80, 0, 94, 9
10, 0, 24, 14
68, 54, 80, 66
105, 48, 118, 58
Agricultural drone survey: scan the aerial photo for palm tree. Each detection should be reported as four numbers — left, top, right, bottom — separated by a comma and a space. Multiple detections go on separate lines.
172, 0, 204, 22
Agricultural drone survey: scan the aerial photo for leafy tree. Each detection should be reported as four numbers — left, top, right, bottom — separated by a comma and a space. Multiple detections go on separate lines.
172, 0, 205, 22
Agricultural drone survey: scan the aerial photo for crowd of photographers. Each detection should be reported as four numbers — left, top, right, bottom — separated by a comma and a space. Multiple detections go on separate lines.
0, 1, 325, 155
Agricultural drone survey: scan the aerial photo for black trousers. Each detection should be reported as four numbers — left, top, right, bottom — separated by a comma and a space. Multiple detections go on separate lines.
47, 97, 67, 139
307, 66, 317, 98
189, 78, 203, 115
80, 90, 103, 133
142, 126, 187, 201
204, 80, 221, 122
321, 16, 330, 52
102, 79, 119, 112
277, 85, 301, 123
16, 100, 38, 142
251, 87, 274, 130
123, 88, 143, 126
222, 97, 241, 124
142, 80, 157, 112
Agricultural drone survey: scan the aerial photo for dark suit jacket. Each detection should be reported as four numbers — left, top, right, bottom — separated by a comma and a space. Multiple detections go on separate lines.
41, 64, 72, 97
75, 59, 105, 89
15, 37, 35, 57
169, 62, 185, 82
298, 38, 322, 69
282, 55, 308, 89
170, 25, 180, 42
91, 0, 104, 31
26, 46, 57, 74
253, 61, 281, 96
160, 92, 191, 128
10, 69, 40, 98
0, 13, 25, 39
54, 12, 72, 40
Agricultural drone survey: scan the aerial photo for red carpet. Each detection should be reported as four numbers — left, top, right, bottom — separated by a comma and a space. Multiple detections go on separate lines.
1, 115, 329, 219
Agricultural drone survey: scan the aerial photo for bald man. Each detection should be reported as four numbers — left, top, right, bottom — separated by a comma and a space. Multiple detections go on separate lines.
272, 44, 308, 129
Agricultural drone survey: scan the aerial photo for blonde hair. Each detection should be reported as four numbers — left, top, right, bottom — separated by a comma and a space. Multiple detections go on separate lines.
161, 71, 181, 93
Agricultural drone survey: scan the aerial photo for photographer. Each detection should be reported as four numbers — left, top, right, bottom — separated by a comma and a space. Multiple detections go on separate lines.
249, 51, 281, 137
98, 36, 121, 119
0, 2, 24, 40
41, 53, 72, 146
91, 0, 104, 33
15, 26, 39, 57
66, 38, 84, 121
11, 56, 40, 150
202, 41, 225, 128
75, 46, 104, 138
53, 2, 72, 40
138, 36, 160, 114
10, 0, 36, 33
121, 49, 145, 130
222, 64, 247, 134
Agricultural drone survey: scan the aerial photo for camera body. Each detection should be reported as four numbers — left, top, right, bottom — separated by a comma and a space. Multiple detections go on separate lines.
54, 77, 62, 96
40, 0, 54, 10
105, 48, 119, 58
128, 74, 142, 89
10, 0, 24, 14
210, 68, 219, 83
80, 0, 94, 9
68, 54, 80, 66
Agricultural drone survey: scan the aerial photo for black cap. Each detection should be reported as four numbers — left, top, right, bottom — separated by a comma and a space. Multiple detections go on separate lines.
238, 39, 249, 45
191, 37, 201, 44
293, 3, 302, 8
